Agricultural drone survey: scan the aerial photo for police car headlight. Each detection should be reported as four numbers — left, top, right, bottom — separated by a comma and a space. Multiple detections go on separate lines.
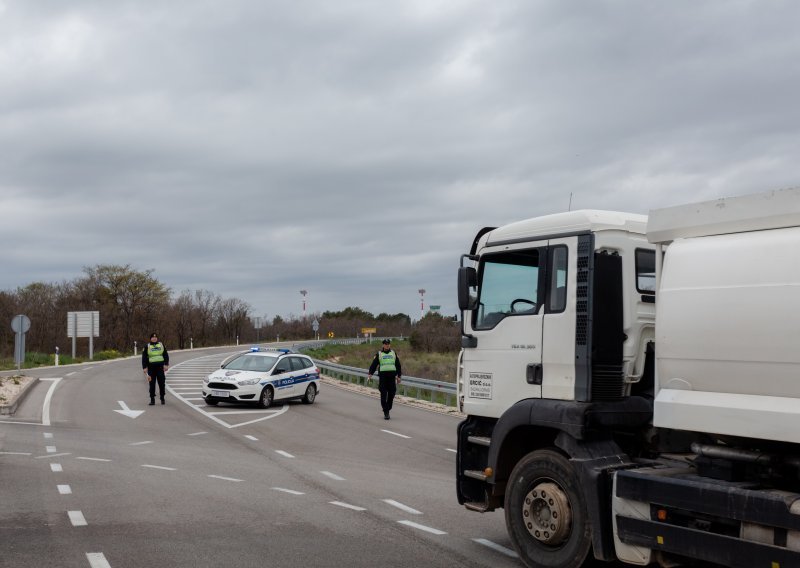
238, 378, 260, 386
203, 376, 210, 384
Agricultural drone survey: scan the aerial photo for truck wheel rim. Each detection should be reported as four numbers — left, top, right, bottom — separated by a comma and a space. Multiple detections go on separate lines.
522, 481, 572, 545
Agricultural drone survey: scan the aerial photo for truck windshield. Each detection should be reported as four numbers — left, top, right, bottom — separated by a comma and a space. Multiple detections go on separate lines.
474, 249, 540, 329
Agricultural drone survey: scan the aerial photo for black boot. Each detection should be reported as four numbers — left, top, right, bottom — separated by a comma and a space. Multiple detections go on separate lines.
149, 398, 155, 406
160, 397, 165, 405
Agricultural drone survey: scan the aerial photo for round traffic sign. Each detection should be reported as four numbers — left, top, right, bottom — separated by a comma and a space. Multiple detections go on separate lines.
11, 314, 31, 333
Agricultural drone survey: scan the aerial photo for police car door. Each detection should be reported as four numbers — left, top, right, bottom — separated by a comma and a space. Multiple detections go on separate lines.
288, 357, 309, 396
271, 357, 295, 399
464, 243, 545, 415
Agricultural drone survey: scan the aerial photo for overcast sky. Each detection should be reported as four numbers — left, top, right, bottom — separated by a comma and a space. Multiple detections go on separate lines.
1, 1, 798, 322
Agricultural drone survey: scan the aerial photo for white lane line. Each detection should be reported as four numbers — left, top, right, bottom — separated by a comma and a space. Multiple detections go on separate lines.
187, 431, 208, 436
141, 464, 177, 471
51, 463, 63, 472
244, 435, 258, 441
129, 441, 154, 446
383, 499, 422, 515
330, 501, 366, 512
58, 484, 72, 495
320, 471, 345, 481
46, 446, 57, 453
0, 452, 32, 456
473, 538, 519, 558
76, 457, 111, 462
40, 378, 62, 426
446, 448, 457, 453
86, 552, 112, 568
381, 429, 411, 439
35, 452, 71, 459
44, 432, 54, 439
272, 487, 305, 495
398, 520, 446, 535
68, 510, 88, 527
275, 450, 294, 458
66, 372, 77, 377
208, 475, 243, 482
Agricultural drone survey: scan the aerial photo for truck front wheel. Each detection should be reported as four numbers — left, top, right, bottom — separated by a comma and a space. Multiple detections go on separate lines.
505, 449, 591, 568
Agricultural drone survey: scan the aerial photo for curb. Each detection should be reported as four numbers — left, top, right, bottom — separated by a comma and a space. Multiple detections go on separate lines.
0, 376, 39, 416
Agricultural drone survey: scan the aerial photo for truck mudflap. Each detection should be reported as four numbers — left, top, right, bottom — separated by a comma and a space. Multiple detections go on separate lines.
614, 466, 800, 567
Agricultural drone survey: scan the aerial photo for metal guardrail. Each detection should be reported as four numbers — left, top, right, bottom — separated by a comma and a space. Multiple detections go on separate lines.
296, 340, 457, 407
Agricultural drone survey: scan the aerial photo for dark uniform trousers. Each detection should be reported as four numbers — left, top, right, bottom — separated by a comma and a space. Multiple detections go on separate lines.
148, 365, 166, 400
378, 373, 397, 413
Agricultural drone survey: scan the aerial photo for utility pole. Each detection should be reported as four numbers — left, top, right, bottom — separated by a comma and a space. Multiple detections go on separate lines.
418, 289, 426, 320
300, 290, 308, 318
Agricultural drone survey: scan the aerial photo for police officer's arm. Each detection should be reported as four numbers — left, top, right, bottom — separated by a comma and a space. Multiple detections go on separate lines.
142, 349, 148, 373
163, 344, 170, 369
395, 354, 402, 381
367, 353, 380, 379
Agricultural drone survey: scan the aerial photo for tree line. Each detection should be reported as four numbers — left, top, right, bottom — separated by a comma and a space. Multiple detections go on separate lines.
0, 264, 459, 357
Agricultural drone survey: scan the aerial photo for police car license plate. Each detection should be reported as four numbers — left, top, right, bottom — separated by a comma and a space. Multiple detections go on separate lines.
211, 390, 230, 397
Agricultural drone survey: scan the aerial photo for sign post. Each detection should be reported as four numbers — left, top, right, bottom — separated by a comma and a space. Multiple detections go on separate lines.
11, 314, 31, 371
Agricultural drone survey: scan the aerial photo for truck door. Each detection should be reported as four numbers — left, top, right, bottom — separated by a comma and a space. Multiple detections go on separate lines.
462, 244, 545, 416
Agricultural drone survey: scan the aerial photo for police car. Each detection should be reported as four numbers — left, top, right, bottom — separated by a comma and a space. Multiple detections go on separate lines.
202, 348, 320, 408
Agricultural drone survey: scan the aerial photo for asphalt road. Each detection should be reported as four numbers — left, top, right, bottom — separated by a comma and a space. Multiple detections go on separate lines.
0, 347, 525, 568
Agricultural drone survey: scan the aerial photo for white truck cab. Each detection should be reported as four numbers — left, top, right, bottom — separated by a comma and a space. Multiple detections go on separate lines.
455, 189, 800, 568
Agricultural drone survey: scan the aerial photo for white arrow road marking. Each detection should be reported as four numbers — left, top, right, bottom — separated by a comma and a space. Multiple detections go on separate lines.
114, 401, 144, 419
473, 538, 519, 558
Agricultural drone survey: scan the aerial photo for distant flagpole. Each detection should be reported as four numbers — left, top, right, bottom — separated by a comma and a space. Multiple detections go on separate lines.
568, 192, 573, 211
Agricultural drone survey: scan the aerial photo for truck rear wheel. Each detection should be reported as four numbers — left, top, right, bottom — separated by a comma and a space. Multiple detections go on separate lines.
505, 449, 591, 568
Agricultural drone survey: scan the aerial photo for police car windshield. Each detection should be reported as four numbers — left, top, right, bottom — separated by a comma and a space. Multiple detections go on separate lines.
224, 354, 277, 372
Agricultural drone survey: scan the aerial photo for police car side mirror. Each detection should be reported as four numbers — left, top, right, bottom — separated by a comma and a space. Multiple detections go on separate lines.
274, 367, 288, 374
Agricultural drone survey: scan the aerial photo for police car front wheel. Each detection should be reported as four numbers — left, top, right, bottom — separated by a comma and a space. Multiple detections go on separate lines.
259, 386, 274, 409
205, 398, 219, 406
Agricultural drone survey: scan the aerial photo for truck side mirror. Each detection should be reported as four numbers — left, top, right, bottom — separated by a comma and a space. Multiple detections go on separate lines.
458, 266, 478, 310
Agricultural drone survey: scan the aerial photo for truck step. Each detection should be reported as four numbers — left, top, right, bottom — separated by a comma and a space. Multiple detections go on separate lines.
464, 501, 490, 512
467, 436, 492, 446
464, 469, 488, 481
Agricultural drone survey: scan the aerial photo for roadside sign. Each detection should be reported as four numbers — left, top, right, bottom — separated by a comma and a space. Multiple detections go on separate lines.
361, 327, 377, 334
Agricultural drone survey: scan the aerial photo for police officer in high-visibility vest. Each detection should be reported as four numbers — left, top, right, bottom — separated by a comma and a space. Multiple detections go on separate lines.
367, 339, 402, 420
142, 332, 170, 406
